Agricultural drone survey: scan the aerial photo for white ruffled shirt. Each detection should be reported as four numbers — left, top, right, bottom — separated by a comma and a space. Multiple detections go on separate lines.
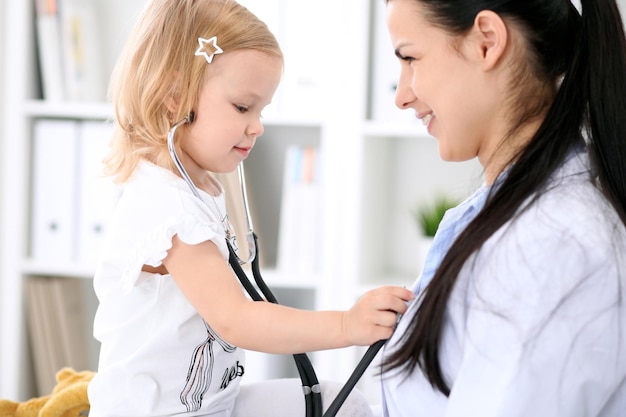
88, 161, 245, 417
382, 149, 626, 416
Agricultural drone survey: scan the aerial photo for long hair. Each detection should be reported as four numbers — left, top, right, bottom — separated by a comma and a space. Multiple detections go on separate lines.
384, 0, 626, 395
104, 0, 283, 183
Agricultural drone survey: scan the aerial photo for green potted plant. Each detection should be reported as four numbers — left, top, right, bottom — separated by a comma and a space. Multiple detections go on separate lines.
413, 195, 459, 238
412, 195, 459, 272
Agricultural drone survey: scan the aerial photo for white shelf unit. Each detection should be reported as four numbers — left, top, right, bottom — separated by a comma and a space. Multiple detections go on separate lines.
0, 0, 482, 404
0, 0, 152, 400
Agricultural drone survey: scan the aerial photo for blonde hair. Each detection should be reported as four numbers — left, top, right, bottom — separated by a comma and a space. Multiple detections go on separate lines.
104, 0, 283, 182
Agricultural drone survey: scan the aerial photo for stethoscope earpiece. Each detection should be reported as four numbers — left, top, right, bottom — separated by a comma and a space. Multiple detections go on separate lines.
187, 111, 196, 123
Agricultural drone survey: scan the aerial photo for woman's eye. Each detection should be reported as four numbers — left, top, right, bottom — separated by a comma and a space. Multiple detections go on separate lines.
395, 49, 416, 64
235, 105, 248, 113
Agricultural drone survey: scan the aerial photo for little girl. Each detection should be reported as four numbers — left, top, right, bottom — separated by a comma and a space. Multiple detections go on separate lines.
86, 0, 413, 416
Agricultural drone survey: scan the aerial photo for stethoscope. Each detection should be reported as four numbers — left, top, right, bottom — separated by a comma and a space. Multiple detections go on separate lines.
168, 113, 387, 417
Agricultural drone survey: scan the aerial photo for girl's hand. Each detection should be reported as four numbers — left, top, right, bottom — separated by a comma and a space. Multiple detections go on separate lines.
342, 286, 414, 345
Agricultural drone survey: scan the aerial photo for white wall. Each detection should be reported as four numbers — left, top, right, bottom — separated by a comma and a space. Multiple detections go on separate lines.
0, 0, 6, 281
0, 0, 7, 392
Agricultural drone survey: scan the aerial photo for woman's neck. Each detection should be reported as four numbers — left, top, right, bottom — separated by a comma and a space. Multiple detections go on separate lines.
482, 118, 543, 185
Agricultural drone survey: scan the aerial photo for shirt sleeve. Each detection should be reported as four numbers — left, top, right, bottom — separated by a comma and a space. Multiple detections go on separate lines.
109, 175, 228, 294
442, 194, 626, 417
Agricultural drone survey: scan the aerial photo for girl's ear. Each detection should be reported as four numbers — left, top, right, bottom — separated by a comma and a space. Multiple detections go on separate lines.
164, 91, 179, 115
470, 10, 508, 71
164, 73, 181, 114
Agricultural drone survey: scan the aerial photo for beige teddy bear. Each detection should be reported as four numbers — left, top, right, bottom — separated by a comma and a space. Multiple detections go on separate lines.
0, 368, 95, 417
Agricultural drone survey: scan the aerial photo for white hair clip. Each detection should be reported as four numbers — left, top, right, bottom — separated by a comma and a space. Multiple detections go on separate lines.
195, 36, 223, 64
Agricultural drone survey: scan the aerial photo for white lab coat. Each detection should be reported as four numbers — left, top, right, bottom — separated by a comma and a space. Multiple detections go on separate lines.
382, 149, 626, 417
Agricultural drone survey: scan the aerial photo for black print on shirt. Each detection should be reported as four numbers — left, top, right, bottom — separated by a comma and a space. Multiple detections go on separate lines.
220, 360, 245, 390
180, 321, 237, 412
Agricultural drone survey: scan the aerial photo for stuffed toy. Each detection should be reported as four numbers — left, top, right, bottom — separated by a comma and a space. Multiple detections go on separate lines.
0, 368, 95, 417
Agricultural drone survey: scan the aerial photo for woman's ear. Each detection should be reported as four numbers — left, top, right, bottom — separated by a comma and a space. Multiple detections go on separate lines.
471, 10, 508, 71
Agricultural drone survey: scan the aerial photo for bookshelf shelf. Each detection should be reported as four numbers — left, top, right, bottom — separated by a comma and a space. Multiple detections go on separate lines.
24, 100, 114, 120
23, 99, 324, 128
21, 260, 97, 279
20, 260, 319, 291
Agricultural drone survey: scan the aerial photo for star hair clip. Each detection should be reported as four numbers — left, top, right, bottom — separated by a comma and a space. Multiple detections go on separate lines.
195, 36, 224, 64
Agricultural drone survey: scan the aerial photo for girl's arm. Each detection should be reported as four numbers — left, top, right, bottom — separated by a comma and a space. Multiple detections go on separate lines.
163, 235, 414, 353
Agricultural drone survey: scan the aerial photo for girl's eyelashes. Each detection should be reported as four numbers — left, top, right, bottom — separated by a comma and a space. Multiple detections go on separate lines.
235, 104, 267, 119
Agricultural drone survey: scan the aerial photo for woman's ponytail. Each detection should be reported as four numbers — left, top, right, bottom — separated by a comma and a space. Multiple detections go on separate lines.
580, 0, 626, 223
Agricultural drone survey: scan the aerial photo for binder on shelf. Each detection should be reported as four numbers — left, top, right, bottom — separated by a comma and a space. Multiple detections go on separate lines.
51, 277, 93, 371
236, 0, 283, 116
31, 119, 80, 263
279, 1, 324, 118
33, 0, 105, 101
76, 120, 119, 266
34, 0, 65, 101
276, 145, 321, 278
58, 0, 105, 101
26, 277, 97, 395
26, 277, 58, 395
369, 0, 415, 123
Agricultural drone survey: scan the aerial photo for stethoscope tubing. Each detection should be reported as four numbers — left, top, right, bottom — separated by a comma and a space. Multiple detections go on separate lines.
321, 340, 385, 416
228, 234, 383, 417
226, 236, 323, 417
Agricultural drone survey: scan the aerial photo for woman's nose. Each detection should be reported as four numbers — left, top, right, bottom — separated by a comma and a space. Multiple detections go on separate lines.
394, 73, 416, 110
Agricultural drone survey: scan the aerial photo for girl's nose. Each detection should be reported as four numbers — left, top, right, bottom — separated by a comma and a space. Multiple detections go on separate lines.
247, 117, 264, 138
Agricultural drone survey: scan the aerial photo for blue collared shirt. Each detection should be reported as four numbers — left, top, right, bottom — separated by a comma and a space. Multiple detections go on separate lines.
413, 182, 491, 295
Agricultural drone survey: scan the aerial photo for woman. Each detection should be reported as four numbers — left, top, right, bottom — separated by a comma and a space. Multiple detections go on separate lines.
381, 1, 626, 416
